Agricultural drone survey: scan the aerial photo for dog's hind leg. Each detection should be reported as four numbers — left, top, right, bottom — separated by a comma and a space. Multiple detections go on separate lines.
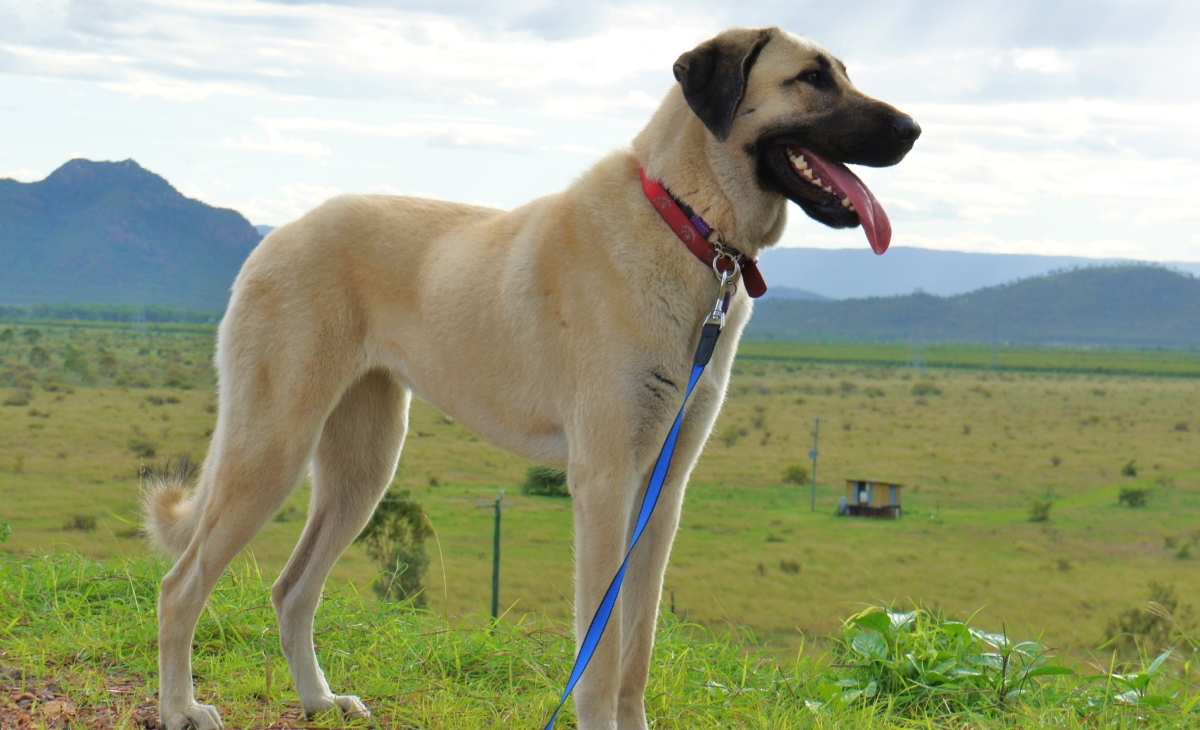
271, 368, 410, 718
157, 395, 340, 730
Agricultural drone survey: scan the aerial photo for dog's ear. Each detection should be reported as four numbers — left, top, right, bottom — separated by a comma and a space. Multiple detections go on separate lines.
673, 28, 773, 141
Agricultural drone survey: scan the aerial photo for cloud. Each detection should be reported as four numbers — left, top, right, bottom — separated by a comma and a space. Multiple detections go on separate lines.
1, 0, 1198, 262
236, 182, 345, 224
257, 116, 540, 153
219, 127, 332, 156
1008, 48, 1074, 75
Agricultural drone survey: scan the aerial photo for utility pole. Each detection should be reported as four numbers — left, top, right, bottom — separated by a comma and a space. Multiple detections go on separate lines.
491, 489, 503, 620
809, 419, 821, 513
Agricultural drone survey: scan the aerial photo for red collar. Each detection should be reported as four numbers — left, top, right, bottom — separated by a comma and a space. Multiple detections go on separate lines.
639, 168, 767, 298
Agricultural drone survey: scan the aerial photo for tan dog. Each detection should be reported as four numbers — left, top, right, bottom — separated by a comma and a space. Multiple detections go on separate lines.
144, 26, 918, 730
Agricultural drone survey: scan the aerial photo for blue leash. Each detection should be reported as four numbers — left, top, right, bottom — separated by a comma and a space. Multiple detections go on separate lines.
544, 273, 732, 730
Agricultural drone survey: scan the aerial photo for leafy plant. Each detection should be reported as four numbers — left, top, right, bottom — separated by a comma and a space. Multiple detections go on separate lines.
0, 523, 10, 543
815, 606, 1073, 716
355, 489, 431, 607
521, 465, 569, 497
1121, 459, 1138, 477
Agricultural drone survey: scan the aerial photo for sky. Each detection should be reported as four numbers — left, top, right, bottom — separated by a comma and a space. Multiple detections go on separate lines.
1, 0, 1198, 261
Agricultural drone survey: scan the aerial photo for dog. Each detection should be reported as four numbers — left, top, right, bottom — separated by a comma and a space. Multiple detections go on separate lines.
143, 26, 918, 730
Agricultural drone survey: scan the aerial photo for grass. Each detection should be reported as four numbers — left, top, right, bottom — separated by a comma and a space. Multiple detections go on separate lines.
1, 553, 1197, 728
3, 327, 1200, 649
739, 341, 1200, 378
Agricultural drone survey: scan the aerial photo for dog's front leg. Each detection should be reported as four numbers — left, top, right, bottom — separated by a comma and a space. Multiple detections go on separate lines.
569, 456, 638, 730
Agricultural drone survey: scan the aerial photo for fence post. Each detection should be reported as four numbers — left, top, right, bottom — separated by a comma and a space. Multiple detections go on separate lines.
810, 418, 820, 513
491, 489, 503, 620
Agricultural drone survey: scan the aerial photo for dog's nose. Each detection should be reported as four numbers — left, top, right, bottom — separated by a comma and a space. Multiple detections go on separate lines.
893, 116, 921, 143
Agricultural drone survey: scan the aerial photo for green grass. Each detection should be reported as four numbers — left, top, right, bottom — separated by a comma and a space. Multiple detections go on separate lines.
1, 553, 1197, 728
739, 341, 1200, 378
3, 327, 1200, 727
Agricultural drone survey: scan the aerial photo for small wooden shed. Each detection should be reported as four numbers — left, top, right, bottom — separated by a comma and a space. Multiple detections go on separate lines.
838, 479, 903, 519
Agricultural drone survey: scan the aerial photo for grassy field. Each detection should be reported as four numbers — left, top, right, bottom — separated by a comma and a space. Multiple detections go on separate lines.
2, 553, 1198, 729
2, 322, 1199, 658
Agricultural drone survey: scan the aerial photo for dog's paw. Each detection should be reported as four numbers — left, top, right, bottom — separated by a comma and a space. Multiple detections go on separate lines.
303, 694, 371, 720
162, 702, 223, 730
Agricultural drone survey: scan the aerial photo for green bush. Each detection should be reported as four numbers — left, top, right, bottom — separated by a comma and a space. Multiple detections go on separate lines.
1121, 459, 1139, 477
781, 463, 809, 485
1028, 499, 1053, 523
817, 606, 1074, 715
521, 466, 569, 497
1118, 485, 1150, 507
355, 489, 431, 607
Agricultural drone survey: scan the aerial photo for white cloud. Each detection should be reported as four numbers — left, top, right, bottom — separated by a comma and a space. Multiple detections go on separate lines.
236, 182, 345, 225
1009, 48, 1074, 75
219, 127, 332, 157
1, 0, 1198, 262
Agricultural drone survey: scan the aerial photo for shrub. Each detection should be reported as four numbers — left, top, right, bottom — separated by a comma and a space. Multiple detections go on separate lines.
1028, 499, 1052, 523
521, 466, 569, 497
1118, 486, 1150, 508
1104, 582, 1196, 658
718, 424, 744, 447
781, 463, 809, 485
28, 346, 49, 368
911, 381, 941, 397
1121, 459, 1138, 477
63, 514, 97, 532
128, 438, 159, 458
779, 559, 801, 574
1175, 422, 1190, 432
355, 489, 431, 607
21, 327, 42, 345
3, 390, 31, 407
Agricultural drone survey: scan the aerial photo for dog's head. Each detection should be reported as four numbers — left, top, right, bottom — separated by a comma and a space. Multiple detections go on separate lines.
671, 27, 919, 254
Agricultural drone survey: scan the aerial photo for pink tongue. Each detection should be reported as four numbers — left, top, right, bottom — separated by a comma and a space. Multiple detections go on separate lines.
801, 149, 891, 255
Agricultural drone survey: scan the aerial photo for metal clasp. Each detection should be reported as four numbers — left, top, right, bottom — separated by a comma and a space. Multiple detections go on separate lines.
706, 265, 737, 330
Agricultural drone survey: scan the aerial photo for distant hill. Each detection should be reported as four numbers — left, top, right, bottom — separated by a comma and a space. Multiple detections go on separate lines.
760, 286, 831, 301
746, 265, 1200, 348
0, 159, 260, 310
757, 246, 1200, 300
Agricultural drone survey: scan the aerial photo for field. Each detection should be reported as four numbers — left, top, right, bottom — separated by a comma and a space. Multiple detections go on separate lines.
2, 322, 1200, 658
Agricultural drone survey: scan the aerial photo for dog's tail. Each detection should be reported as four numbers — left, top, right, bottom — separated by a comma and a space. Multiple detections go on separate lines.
141, 454, 205, 559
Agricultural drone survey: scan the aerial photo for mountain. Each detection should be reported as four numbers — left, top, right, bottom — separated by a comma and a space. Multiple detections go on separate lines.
745, 265, 1200, 347
0, 159, 260, 310
760, 286, 831, 301
756, 246, 1200, 300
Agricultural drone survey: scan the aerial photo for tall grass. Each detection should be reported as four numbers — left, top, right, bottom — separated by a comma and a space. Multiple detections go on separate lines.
1, 553, 1197, 728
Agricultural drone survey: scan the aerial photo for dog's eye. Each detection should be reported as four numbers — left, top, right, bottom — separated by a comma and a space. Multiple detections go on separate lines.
793, 69, 829, 88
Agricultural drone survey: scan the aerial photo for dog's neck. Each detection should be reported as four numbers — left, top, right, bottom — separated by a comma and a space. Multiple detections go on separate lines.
632, 87, 787, 260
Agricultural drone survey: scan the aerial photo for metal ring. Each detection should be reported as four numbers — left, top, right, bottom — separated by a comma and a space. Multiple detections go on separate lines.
712, 253, 741, 284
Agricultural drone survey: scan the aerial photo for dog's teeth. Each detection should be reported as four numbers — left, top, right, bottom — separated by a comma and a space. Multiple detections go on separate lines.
812, 177, 822, 186
792, 158, 808, 171
802, 169, 813, 179
848, 204, 856, 212
823, 186, 833, 193
841, 197, 852, 208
